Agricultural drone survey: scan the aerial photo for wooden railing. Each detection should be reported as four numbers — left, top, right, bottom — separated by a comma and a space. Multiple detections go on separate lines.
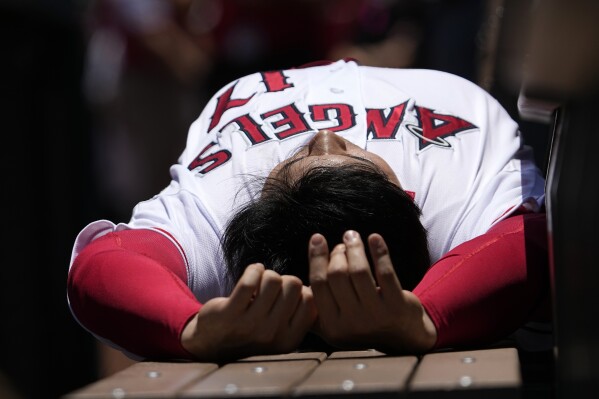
63, 347, 521, 398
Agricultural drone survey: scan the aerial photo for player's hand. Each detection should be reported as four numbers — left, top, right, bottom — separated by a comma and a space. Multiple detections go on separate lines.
181, 263, 317, 361
308, 230, 437, 353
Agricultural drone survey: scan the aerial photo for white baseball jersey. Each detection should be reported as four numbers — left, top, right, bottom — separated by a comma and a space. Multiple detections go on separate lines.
70, 60, 545, 303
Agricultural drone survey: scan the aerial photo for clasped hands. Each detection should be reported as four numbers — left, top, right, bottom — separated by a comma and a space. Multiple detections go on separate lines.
181, 231, 437, 361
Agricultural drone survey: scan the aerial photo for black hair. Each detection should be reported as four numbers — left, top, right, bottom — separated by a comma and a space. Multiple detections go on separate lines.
221, 162, 430, 291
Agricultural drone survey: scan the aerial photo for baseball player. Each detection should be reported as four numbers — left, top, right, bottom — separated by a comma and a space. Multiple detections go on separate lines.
67, 59, 549, 361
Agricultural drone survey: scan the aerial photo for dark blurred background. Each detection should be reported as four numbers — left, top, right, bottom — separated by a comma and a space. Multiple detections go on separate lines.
0, 0, 553, 398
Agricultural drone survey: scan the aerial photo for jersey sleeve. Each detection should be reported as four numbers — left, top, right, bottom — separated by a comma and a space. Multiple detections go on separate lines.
67, 228, 201, 360
414, 212, 551, 349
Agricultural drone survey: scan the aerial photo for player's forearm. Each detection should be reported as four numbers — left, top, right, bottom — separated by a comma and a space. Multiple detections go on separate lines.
414, 213, 550, 349
67, 229, 201, 360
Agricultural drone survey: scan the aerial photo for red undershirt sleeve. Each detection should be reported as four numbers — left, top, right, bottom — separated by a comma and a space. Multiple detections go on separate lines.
414, 212, 550, 349
67, 229, 201, 360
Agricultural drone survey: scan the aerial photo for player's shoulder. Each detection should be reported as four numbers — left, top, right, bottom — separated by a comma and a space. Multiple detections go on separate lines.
216, 59, 482, 88
216, 59, 354, 84
360, 64, 486, 92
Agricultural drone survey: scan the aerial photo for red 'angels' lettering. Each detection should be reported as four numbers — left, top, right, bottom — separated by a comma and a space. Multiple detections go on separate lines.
226, 103, 354, 145
230, 114, 271, 145
187, 142, 232, 174
310, 103, 357, 132
366, 103, 407, 139
262, 104, 312, 139
193, 101, 478, 174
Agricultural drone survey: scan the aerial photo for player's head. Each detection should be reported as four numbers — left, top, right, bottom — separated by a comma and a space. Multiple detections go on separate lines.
221, 130, 430, 290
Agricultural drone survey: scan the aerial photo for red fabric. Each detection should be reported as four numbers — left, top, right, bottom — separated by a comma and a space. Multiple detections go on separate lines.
414, 213, 550, 349
67, 229, 201, 360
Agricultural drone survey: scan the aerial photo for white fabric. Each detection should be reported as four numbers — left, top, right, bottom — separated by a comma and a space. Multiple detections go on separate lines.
70, 60, 545, 303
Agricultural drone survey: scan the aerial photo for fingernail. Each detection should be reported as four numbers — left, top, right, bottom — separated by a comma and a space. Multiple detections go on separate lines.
372, 236, 387, 255
311, 234, 324, 246
344, 230, 359, 242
